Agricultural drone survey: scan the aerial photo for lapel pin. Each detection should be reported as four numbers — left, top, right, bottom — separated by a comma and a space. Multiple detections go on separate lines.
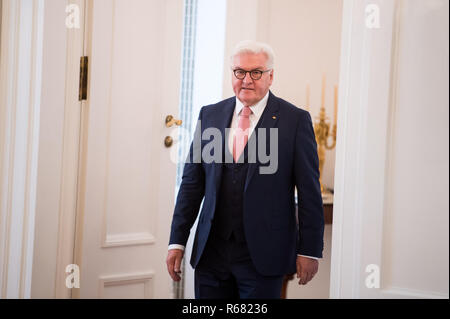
272, 116, 277, 120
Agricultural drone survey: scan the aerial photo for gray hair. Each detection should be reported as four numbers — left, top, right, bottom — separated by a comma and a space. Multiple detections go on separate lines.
230, 40, 275, 69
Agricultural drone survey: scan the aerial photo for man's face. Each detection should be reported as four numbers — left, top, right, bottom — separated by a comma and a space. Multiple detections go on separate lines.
232, 52, 273, 107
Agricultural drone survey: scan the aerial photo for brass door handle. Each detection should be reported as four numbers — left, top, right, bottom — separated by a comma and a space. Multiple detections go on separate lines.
164, 115, 182, 148
165, 115, 182, 127
164, 136, 173, 148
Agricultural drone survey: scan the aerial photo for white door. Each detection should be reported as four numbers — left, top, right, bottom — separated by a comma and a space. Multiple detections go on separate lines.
74, 0, 183, 298
331, 0, 449, 298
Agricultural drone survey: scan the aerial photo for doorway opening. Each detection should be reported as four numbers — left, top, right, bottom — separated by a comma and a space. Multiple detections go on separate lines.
175, 0, 227, 299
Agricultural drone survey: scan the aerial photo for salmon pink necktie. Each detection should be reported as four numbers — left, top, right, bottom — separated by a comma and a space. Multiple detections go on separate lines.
233, 106, 252, 162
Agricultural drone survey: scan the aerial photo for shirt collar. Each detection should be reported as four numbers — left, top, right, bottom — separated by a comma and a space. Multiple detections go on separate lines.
235, 91, 270, 117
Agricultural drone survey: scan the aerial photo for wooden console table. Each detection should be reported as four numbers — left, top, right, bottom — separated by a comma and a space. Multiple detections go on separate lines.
323, 202, 333, 224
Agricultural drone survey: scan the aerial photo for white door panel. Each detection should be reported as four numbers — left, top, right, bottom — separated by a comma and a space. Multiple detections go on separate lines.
75, 0, 183, 298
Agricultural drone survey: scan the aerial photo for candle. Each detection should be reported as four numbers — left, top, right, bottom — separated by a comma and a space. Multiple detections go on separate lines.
334, 85, 338, 125
321, 74, 326, 109
306, 84, 310, 111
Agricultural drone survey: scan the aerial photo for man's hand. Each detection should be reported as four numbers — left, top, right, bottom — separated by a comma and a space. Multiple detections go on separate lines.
166, 249, 184, 281
296, 256, 318, 285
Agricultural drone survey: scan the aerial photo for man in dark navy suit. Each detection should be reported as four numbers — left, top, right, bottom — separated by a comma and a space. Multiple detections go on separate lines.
166, 41, 324, 298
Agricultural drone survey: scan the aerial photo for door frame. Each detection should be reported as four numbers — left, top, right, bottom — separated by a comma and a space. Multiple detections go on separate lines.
53, 0, 87, 299
330, 0, 400, 298
330, 0, 449, 299
0, 0, 45, 298
331, 0, 449, 299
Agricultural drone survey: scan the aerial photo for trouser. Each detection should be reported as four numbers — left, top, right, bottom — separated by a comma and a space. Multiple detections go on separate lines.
194, 232, 284, 299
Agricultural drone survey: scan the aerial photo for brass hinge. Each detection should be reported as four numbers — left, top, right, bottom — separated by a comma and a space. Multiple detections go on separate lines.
78, 56, 88, 101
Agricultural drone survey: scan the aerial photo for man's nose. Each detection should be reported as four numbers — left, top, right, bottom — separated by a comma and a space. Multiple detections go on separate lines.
243, 72, 253, 84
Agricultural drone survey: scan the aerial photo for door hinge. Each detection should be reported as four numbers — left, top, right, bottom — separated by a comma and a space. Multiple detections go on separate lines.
78, 56, 88, 101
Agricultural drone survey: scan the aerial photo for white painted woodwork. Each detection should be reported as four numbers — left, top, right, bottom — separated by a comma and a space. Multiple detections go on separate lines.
73, 0, 183, 298
0, 0, 45, 298
331, 0, 449, 299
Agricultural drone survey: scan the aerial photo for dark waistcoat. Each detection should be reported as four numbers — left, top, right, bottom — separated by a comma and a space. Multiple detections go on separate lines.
209, 142, 250, 243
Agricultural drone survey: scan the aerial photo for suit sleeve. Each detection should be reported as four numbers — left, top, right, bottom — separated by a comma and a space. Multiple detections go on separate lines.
294, 111, 324, 258
169, 108, 205, 246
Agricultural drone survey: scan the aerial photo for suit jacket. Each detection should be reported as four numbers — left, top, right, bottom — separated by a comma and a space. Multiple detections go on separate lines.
169, 91, 324, 276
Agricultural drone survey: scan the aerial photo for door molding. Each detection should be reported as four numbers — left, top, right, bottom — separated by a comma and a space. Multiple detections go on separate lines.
330, 0, 448, 299
54, 0, 87, 299
0, 0, 45, 298
330, 0, 399, 298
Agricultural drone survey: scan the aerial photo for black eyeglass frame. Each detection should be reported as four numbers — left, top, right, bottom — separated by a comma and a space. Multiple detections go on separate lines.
232, 68, 272, 80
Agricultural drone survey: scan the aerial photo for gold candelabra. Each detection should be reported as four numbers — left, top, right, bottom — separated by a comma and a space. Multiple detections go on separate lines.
306, 75, 338, 194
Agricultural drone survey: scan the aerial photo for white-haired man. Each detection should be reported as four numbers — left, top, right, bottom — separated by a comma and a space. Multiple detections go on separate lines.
167, 40, 324, 298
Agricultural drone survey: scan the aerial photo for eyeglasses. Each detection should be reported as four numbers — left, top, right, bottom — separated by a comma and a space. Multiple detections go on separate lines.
233, 68, 272, 80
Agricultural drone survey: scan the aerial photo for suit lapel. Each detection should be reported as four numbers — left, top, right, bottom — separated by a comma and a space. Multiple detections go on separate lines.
244, 91, 280, 192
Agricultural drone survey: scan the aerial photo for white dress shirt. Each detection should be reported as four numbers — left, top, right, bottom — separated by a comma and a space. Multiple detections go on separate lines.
169, 92, 319, 260
227, 91, 270, 155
